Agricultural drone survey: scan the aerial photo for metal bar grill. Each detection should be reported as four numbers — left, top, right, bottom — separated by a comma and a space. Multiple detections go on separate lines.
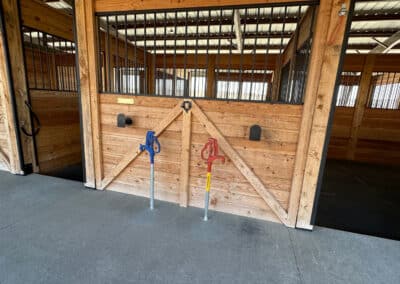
336, 72, 361, 107
369, 72, 400, 110
96, 3, 316, 104
22, 26, 77, 92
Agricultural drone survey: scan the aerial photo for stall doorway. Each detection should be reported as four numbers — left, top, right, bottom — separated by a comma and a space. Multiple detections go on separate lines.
315, 70, 400, 240
20, 3, 84, 182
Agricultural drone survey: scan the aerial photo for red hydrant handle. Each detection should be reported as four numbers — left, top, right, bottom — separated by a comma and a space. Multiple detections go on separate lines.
201, 138, 225, 172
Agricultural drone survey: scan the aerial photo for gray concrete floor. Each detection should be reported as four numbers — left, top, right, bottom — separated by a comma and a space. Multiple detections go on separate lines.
0, 171, 399, 284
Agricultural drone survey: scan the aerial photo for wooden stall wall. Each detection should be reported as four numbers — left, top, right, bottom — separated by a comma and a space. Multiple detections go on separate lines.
29, 90, 81, 173
22, 30, 81, 174
0, 89, 11, 171
100, 95, 302, 223
328, 107, 400, 165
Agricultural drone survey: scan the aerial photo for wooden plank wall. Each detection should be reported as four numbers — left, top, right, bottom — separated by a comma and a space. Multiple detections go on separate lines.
100, 94, 302, 222
0, 88, 10, 171
29, 90, 82, 173
328, 107, 400, 165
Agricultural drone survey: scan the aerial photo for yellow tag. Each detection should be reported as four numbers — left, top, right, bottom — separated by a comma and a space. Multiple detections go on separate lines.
205, 172, 212, 192
117, 97, 135, 105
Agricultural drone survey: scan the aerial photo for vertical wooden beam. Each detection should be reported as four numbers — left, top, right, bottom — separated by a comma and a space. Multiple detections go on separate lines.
346, 54, 375, 160
50, 52, 58, 89
179, 107, 191, 207
271, 55, 282, 101
2, 0, 38, 172
147, 54, 155, 94
75, 0, 102, 188
206, 54, 216, 98
287, 0, 351, 229
0, 13, 22, 174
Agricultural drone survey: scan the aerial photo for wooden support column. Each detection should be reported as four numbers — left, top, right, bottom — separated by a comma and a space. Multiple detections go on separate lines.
146, 53, 155, 94
50, 52, 58, 90
0, 12, 22, 174
206, 55, 216, 98
179, 107, 191, 207
346, 55, 375, 160
2, 0, 38, 173
75, 0, 102, 188
288, 0, 352, 229
271, 55, 282, 101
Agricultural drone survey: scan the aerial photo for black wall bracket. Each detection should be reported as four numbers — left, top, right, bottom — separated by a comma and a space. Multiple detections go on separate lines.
181, 100, 192, 113
249, 125, 262, 141
117, 113, 133, 128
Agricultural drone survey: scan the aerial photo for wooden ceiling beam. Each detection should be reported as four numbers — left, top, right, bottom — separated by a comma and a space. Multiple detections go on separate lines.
94, 0, 318, 13
20, 0, 74, 41
112, 12, 400, 30
370, 31, 400, 54
126, 30, 397, 43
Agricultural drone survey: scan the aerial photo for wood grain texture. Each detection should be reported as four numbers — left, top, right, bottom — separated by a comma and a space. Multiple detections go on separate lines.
100, 94, 301, 224
100, 100, 183, 189
346, 55, 375, 160
191, 100, 289, 225
29, 90, 82, 173
75, 0, 96, 187
295, 0, 351, 229
95, 0, 316, 12
2, 0, 38, 172
179, 108, 191, 207
20, 0, 74, 41
328, 107, 400, 165
0, 22, 20, 173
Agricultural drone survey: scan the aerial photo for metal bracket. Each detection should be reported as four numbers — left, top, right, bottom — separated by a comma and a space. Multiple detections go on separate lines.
181, 100, 192, 113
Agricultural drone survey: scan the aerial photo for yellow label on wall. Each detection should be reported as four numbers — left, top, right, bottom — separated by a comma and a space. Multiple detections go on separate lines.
117, 97, 135, 105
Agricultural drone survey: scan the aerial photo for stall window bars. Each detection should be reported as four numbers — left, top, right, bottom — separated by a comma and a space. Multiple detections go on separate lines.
22, 26, 77, 92
96, 3, 317, 104
336, 72, 361, 107
368, 72, 400, 110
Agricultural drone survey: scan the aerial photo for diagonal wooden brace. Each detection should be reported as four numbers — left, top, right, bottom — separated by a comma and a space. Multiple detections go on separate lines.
190, 100, 289, 225
100, 102, 183, 189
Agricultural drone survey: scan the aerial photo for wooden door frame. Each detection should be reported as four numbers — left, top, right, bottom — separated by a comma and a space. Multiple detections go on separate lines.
0, 2, 23, 174
293, 0, 354, 229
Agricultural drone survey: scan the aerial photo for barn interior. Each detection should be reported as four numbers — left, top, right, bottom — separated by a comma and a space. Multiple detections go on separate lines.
315, 0, 400, 240
0, 1, 399, 281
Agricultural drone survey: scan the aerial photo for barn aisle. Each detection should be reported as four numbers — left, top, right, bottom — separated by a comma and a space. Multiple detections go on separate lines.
0, 171, 399, 284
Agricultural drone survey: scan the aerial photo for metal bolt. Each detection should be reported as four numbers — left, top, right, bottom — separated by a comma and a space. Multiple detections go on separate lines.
338, 3, 347, 17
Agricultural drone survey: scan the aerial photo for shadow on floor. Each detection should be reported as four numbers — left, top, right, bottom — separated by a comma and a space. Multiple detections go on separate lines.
42, 163, 84, 182
316, 159, 400, 240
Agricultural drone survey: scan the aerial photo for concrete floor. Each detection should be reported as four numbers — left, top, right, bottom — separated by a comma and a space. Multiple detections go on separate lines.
316, 160, 400, 240
0, 171, 399, 284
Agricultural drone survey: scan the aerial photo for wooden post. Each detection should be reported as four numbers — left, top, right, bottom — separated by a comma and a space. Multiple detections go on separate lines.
271, 55, 282, 101
0, 13, 22, 174
146, 53, 155, 94
287, 0, 352, 229
1, 0, 38, 173
346, 54, 375, 160
206, 54, 216, 98
179, 107, 191, 207
75, 0, 102, 188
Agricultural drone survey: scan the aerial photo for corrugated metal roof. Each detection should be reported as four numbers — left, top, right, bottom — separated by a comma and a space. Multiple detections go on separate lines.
43, 0, 400, 54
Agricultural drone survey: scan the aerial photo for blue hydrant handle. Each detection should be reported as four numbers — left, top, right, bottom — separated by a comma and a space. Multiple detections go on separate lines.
139, 131, 160, 164
154, 136, 161, 154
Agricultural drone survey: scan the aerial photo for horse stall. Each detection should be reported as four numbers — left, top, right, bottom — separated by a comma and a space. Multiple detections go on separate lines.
0, 0, 351, 229
69, 0, 350, 228
0, 0, 83, 180
316, 52, 400, 239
